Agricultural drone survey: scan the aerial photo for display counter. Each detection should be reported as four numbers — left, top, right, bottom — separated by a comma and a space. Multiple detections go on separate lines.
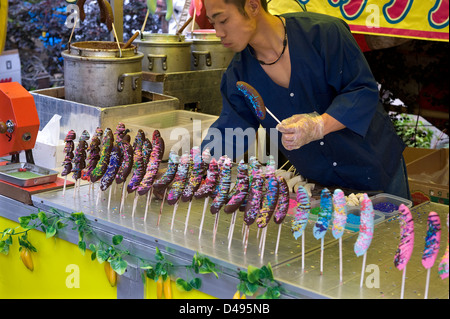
1, 183, 448, 299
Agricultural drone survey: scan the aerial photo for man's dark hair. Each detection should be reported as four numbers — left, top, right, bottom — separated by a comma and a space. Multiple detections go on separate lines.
224, 0, 269, 17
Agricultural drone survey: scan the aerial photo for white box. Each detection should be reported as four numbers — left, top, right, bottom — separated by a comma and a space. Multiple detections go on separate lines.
0, 49, 21, 84
125, 110, 218, 160
19, 140, 65, 171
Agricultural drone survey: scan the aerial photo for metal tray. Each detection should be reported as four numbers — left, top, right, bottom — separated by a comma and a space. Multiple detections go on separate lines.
0, 162, 58, 187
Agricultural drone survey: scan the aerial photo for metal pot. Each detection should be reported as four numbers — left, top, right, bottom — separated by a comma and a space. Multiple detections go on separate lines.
134, 33, 191, 73
62, 41, 143, 107
190, 30, 235, 70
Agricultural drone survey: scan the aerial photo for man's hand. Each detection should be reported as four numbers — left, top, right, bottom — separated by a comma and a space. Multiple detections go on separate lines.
276, 112, 325, 150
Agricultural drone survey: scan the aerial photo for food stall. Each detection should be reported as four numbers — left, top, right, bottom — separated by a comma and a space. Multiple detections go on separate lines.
0, 0, 448, 301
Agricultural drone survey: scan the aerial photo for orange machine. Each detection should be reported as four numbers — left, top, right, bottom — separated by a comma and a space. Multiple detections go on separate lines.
0, 82, 40, 162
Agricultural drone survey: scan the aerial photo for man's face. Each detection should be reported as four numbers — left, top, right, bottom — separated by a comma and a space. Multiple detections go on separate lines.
204, 0, 256, 52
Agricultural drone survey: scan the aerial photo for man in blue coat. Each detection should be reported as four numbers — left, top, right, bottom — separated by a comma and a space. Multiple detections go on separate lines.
201, 0, 410, 199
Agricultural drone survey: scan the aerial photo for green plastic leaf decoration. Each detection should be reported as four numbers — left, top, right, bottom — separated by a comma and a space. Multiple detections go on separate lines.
38, 211, 48, 226
45, 225, 56, 238
112, 235, 123, 245
175, 278, 192, 292
111, 257, 127, 275
96, 250, 109, 263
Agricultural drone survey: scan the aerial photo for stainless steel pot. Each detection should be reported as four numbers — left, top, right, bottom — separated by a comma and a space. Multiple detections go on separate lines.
62, 41, 143, 107
134, 33, 191, 73
190, 30, 235, 70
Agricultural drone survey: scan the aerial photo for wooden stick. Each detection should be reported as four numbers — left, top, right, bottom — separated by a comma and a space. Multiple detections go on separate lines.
111, 23, 122, 58
170, 201, 179, 230
184, 200, 193, 235
72, 179, 77, 199
227, 212, 237, 249
131, 192, 139, 217
198, 197, 209, 239
243, 226, 250, 255
143, 189, 153, 222
107, 186, 112, 210
360, 253, 367, 288
339, 237, 343, 283
228, 211, 237, 239
424, 268, 431, 299
67, 15, 78, 53
302, 234, 305, 271
320, 237, 324, 275
400, 266, 407, 299
258, 228, 264, 250
176, 16, 193, 35
212, 212, 220, 244
63, 176, 67, 196
157, 188, 168, 227
260, 227, 267, 260
122, 31, 139, 49
275, 223, 282, 255
96, 187, 102, 206
140, 9, 150, 35
242, 223, 248, 244
191, 7, 196, 33
266, 107, 282, 124
119, 182, 127, 213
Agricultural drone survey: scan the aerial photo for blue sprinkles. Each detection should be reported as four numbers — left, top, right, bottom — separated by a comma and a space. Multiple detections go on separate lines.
347, 214, 360, 225
236, 82, 265, 119
373, 202, 398, 213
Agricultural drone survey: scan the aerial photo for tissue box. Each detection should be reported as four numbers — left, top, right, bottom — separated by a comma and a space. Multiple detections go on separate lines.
19, 140, 65, 170
0, 50, 21, 84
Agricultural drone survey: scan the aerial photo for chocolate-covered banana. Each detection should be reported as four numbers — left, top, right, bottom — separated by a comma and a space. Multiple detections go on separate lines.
244, 164, 263, 226
141, 138, 152, 168
167, 152, 190, 205
273, 176, 289, 224
115, 134, 134, 184
114, 122, 129, 144
85, 130, 101, 179
72, 130, 90, 181
256, 164, 279, 228
62, 152, 74, 176
194, 158, 219, 199
137, 134, 164, 196
181, 147, 204, 202
210, 155, 226, 199
100, 143, 123, 191
152, 130, 165, 161
210, 156, 232, 214
152, 151, 179, 191
224, 160, 249, 213
127, 129, 146, 193
62, 130, 76, 177
90, 128, 114, 183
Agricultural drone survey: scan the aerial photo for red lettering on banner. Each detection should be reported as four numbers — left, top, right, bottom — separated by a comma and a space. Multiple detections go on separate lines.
341, 0, 366, 20
429, 0, 449, 28
0, 78, 13, 83
383, 0, 414, 24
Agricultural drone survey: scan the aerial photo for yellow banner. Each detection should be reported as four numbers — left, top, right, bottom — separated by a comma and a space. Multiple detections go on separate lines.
302, 0, 449, 41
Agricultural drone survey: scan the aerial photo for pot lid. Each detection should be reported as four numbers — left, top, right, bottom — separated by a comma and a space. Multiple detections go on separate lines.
191, 29, 221, 41
139, 32, 186, 43
67, 41, 138, 58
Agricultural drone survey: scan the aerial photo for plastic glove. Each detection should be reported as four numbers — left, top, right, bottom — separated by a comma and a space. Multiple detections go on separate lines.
276, 112, 324, 150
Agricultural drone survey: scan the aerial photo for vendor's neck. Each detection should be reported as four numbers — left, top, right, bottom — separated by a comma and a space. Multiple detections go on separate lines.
249, 13, 285, 63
